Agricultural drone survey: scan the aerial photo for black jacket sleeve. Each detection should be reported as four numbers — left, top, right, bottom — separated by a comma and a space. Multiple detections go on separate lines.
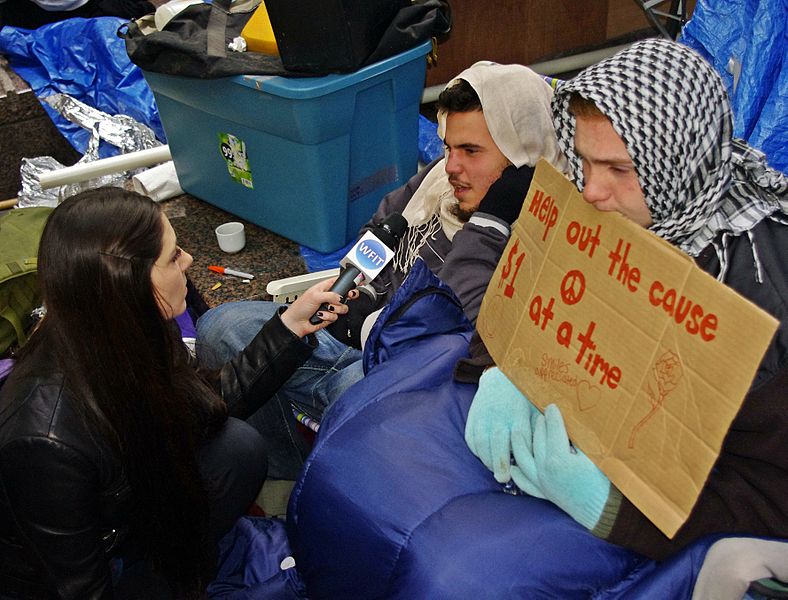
219, 309, 316, 420
0, 434, 113, 599
436, 215, 509, 323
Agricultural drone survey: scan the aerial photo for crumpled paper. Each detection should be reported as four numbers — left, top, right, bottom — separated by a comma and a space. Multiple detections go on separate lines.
131, 160, 184, 202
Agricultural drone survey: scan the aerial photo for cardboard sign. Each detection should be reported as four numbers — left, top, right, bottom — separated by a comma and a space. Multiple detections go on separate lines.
477, 160, 779, 537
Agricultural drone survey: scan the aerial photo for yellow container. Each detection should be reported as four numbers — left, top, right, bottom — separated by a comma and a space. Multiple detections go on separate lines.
241, 1, 279, 55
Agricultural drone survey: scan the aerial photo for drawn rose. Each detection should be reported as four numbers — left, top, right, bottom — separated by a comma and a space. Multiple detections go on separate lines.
628, 350, 685, 449
654, 350, 682, 395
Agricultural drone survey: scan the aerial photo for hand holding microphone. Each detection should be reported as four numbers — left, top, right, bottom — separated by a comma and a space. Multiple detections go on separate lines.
280, 277, 352, 338
309, 213, 408, 325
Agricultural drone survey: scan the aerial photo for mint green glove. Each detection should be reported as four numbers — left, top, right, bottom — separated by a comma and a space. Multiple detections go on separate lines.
510, 403, 610, 530
465, 367, 540, 484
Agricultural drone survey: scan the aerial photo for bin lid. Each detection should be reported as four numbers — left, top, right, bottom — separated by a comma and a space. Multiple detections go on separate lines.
235, 40, 431, 99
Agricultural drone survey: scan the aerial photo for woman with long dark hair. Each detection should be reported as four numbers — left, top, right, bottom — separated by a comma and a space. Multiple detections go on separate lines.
0, 188, 351, 599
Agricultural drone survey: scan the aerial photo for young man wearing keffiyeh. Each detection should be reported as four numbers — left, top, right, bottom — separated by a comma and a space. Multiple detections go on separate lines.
466, 38, 788, 561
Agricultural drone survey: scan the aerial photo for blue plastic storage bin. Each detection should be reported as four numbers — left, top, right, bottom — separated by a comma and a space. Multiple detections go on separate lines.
144, 41, 431, 252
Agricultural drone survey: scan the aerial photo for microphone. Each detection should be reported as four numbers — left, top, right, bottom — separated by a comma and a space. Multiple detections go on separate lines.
309, 213, 408, 325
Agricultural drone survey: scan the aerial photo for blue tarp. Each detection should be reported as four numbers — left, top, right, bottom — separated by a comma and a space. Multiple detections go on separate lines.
418, 113, 443, 164
0, 17, 164, 157
680, 0, 787, 173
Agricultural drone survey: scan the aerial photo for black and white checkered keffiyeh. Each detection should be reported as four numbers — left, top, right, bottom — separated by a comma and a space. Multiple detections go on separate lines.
552, 38, 787, 280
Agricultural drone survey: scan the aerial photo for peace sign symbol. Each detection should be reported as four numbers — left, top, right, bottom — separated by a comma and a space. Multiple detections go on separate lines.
560, 269, 586, 305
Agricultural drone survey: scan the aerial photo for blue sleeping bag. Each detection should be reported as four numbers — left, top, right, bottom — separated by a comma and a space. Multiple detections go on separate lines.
287, 261, 729, 598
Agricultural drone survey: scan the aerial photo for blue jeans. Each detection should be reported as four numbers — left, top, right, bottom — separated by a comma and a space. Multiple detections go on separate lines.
196, 301, 363, 480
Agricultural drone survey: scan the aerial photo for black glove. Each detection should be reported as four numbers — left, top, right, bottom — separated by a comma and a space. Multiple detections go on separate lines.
325, 289, 380, 350
477, 164, 536, 225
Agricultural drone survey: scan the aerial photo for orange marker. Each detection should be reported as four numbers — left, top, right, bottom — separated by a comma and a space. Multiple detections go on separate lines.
208, 265, 255, 280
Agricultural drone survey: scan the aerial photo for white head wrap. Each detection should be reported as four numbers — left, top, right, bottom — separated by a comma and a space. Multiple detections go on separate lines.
399, 61, 568, 258
438, 61, 567, 170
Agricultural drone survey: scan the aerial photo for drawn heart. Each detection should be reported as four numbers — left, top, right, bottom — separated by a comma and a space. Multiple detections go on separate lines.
480, 296, 504, 339
576, 380, 601, 411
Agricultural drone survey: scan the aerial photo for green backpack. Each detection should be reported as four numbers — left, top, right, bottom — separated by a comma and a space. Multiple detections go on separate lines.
0, 207, 54, 355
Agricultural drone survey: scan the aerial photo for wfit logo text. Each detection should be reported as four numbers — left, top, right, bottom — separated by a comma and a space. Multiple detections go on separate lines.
354, 239, 387, 271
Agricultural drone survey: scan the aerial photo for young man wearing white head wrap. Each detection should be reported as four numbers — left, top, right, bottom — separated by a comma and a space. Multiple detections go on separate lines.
465, 38, 788, 560
196, 61, 567, 480
354, 60, 567, 331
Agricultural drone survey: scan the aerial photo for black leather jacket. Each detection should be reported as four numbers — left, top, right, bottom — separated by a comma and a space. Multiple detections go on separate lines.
0, 311, 314, 599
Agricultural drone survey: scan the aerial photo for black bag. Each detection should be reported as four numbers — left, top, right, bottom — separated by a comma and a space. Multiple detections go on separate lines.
268, 0, 452, 73
121, 0, 451, 78
121, 0, 292, 79
264, 0, 410, 74
365, 0, 451, 67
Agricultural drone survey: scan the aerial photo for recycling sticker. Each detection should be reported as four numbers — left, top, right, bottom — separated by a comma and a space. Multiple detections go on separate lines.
218, 133, 253, 189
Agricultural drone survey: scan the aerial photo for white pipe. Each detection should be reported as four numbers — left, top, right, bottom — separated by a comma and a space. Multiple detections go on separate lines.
420, 43, 633, 105
38, 145, 173, 190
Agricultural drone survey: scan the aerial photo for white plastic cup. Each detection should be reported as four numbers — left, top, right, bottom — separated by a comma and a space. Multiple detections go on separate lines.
215, 222, 246, 253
